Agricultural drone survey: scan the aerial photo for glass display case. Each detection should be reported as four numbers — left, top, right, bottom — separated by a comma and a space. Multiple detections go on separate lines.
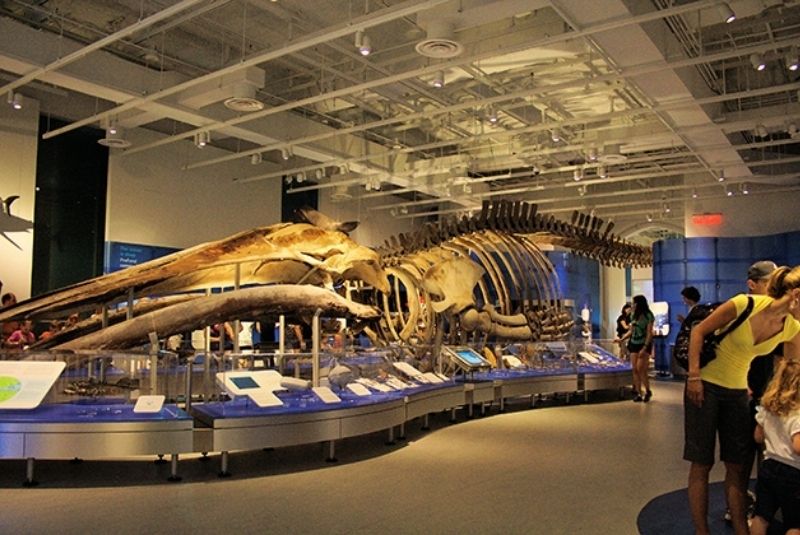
0, 350, 194, 484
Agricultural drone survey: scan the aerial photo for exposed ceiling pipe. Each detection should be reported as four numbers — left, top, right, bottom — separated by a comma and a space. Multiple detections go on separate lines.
188, 35, 799, 172
125, 0, 725, 159
397, 177, 800, 220
40, 0, 451, 140
233, 84, 800, 187
0, 0, 207, 97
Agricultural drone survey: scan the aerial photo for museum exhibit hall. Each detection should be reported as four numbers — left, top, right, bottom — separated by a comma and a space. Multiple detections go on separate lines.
0, 0, 799, 533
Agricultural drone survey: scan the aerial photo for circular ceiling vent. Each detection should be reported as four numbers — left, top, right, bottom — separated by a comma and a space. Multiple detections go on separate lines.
97, 129, 131, 148
97, 137, 132, 148
415, 38, 463, 58
223, 96, 264, 113
597, 144, 627, 164
330, 184, 353, 202
415, 20, 463, 58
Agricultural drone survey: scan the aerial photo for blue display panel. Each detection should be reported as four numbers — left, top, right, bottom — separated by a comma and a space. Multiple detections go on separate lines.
230, 377, 260, 390
104, 241, 180, 273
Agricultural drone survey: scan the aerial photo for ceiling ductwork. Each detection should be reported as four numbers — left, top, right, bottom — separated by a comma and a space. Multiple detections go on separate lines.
97, 127, 131, 148
178, 67, 265, 111
224, 82, 264, 113
415, 20, 463, 58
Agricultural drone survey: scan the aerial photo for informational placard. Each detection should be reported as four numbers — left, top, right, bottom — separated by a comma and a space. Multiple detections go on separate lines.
0, 361, 66, 410
104, 241, 180, 273
215, 370, 285, 407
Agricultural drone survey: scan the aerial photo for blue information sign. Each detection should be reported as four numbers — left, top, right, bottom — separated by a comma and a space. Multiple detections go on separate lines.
104, 241, 180, 273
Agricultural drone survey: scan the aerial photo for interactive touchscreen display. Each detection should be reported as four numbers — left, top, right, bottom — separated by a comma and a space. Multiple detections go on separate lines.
444, 346, 491, 371
231, 376, 260, 389
455, 349, 486, 366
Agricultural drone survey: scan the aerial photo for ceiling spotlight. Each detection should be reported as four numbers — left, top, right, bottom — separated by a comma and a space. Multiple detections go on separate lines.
463, 183, 473, 194
250, 153, 262, 165
431, 70, 445, 88
372, 177, 381, 190
646, 213, 653, 223
717, 2, 736, 24
487, 107, 498, 124
399, 206, 409, 215
717, 169, 725, 182
741, 183, 750, 195
355, 30, 372, 56
663, 202, 671, 214
315, 168, 325, 180
389, 208, 398, 217
296, 171, 306, 183
750, 52, 766, 71
786, 46, 799, 71
550, 129, 562, 143
194, 131, 210, 148
754, 124, 769, 138
107, 118, 118, 135
284, 176, 293, 185
281, 147, 292, 160
573, 167, 583, 181
587, 146, 598, 162
338, 164, 349, 174
692, 188, 698, 199
531, 164, 541, 176
725, 184, 734, 196
578, 185, 586, 196
788, 121, 799, 139
597, 165, 607, 179
7, 91, 23, 110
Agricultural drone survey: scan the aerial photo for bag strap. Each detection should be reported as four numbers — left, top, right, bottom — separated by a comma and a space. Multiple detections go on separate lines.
714, 296, 754, 343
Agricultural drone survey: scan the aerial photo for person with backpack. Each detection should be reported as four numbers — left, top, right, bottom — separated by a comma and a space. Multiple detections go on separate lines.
685, 266, 800, 535
678, 286, 701, 324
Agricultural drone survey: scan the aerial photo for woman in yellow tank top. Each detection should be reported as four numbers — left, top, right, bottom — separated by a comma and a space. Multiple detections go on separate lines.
684, 266, 800, 535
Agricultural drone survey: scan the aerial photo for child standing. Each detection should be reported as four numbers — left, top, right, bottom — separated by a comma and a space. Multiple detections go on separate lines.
751, 359, 800, 535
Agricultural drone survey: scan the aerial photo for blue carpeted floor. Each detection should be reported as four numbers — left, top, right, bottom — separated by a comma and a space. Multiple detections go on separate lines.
638, 480, 784, 534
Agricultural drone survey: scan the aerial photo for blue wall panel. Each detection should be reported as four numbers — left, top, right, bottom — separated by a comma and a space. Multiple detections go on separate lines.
546, 251, 600, 337
654, 231, 800, 374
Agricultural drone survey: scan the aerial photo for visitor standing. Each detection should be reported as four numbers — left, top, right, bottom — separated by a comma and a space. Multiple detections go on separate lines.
620, 295, 654, 402
750, 358, 800, 535
685, 265, 800, 535
678, 286, 701, 324
614, 303, 631, 361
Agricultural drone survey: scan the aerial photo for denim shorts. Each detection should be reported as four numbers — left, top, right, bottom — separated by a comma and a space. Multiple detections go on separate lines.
683, 380, 750, 465
754, 459, 800, 528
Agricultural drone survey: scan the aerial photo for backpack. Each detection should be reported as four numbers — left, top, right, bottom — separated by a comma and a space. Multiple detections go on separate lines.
672, 297, 754, 371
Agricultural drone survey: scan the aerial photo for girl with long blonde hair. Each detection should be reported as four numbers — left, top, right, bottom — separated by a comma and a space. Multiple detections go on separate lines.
750, 358, 800, 535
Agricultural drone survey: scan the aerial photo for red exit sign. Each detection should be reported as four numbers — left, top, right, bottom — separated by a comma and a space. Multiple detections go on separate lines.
691, 213, 723, 225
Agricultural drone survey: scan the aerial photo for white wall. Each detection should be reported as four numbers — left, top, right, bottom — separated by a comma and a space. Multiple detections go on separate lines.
684, 190, 800, 238
106, 128, 281, 248
318, 189, 415, 249
601, 266, 627, 339
0, 99, 39, 300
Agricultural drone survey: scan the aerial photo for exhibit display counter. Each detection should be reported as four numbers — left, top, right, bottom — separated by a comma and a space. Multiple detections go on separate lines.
0, 342, 631, 483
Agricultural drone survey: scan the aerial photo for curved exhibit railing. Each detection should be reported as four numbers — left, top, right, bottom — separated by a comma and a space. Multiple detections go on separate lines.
0, 343, 630, 485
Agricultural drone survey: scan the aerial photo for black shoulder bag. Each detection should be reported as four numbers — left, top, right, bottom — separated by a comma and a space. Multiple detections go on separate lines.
698, 296, 754, 368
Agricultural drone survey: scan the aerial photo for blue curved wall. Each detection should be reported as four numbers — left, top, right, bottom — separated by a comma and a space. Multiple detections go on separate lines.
652, 231, 800, 372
